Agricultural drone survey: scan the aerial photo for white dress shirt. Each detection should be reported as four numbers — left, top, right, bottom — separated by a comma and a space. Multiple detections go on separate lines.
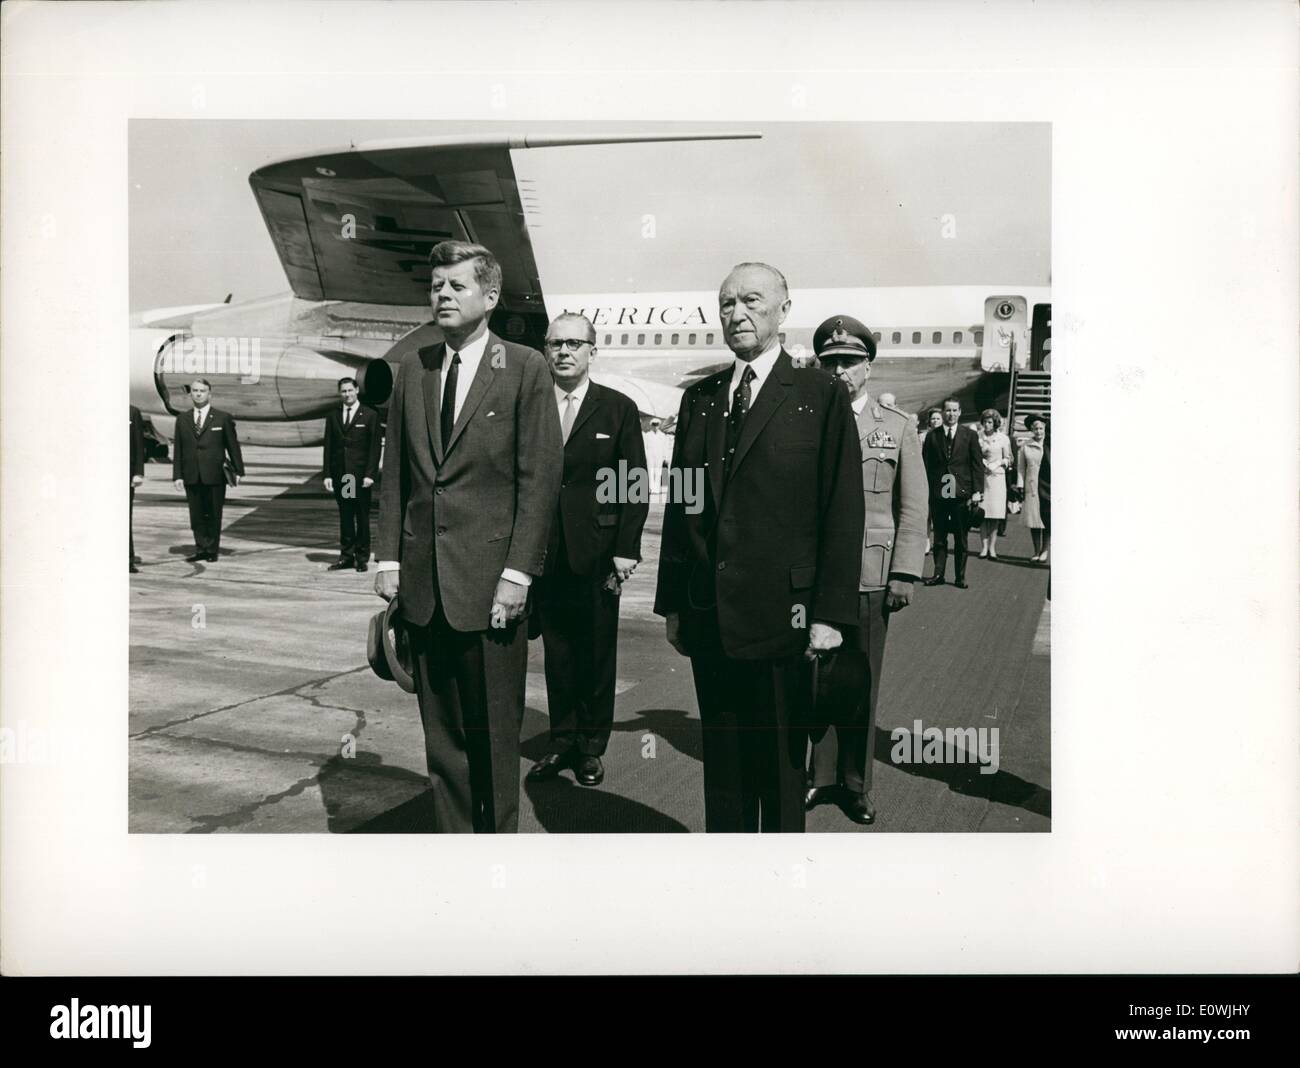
378, 328, 530, 587
193, 403, 211, 428
726, 339, 781, 414
851, 393, 870, 417
343, 402, 358, 426
555, 378, 590, 432
443, 328, 489, 426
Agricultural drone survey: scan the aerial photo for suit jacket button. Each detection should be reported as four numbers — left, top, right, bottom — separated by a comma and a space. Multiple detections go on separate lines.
436, 527, 446, 536
717, 561, 726, 572
435, 487, 444, 495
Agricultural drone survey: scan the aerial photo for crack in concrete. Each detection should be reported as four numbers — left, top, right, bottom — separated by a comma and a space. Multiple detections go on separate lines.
130, 665, 373, 739
142, 668, 425, 832
183, 738, 426, 833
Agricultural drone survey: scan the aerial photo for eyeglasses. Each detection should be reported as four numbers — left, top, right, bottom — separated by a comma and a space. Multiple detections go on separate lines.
544, 338, 591, 353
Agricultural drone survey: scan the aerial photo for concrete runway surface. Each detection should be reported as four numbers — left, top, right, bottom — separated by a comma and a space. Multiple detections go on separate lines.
130, 446, 1050, 833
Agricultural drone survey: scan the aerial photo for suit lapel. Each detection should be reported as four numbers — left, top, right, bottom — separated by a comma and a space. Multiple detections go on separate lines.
728, 350, 793, 477
419, 344, 445, 466
566, 382, 601, 446
444, 333, 498, 456
705, 374, 728, 507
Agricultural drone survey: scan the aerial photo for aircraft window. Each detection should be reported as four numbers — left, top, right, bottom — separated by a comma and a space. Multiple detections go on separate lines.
706, 333, 714, 344
974, 329, 984, 345
911, 331, 921, 344
637, 334, 645, 345
621, 334, 629, 345
671, 333, 679, 345
654, 333, 662, 345
604, 334, 611, 346
872, 332, 881, 343
932, 331, 942, 344
954, 330, 963, 344
688, 333, 697, 345
891, 331, 901, 345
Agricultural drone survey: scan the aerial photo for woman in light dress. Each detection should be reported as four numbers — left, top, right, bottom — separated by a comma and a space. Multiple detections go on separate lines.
977, 409, 1013, 559
1016, 413, 1049, 562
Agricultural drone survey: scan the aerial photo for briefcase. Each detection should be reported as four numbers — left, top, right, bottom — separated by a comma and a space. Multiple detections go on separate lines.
223, 460, 238, 487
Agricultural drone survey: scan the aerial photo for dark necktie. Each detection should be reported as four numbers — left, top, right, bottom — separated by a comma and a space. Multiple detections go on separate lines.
946, 428, 955, 459
440, 351, 460, 451
344, 405, 354, 427
724, 365, 756, 478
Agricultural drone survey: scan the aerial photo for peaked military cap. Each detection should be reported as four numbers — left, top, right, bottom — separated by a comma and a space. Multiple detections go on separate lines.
813, 315, 877, 362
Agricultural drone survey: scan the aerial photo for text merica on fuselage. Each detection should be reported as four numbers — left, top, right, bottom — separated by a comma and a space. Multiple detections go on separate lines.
562, 305, 712, 328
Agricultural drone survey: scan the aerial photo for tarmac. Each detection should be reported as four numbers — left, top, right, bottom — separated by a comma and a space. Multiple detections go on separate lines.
129, 446, 1050, 834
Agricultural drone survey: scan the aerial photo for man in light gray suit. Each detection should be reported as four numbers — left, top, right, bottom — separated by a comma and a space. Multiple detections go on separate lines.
375, 240, 562, 833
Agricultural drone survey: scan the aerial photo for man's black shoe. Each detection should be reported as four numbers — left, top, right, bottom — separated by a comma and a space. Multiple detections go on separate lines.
924, 575, 946, 587
355, 560, 368, 572
327, 558, 354, 571
526, 751, 573, 782
844, 793, 876, 825
805, 785, 838, 810
576, 755, 604, 787
184, 552, 205, 563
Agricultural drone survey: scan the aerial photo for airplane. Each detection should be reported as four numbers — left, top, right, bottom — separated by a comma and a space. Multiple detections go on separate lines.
130, 132, 1051, 448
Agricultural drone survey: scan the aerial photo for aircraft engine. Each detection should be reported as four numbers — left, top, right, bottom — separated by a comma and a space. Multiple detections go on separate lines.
151, 334, 393, 420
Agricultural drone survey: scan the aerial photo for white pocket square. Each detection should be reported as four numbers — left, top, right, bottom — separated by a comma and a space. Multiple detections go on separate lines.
485, 411, 496, 418
596, 432, 610, 439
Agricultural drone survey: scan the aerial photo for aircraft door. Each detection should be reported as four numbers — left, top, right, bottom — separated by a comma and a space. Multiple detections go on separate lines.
981, 296, 1031, 372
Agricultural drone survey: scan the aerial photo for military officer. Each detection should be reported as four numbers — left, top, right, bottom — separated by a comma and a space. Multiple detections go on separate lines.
806, 316, 927, 825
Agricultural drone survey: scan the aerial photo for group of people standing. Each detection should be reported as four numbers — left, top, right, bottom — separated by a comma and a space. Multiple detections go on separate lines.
131, 239, 1051, 836
365, 243, 931, 834
919, 401, 1050, 582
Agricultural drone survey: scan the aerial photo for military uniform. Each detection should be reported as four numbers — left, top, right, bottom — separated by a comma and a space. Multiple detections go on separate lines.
807, 317, 928, 819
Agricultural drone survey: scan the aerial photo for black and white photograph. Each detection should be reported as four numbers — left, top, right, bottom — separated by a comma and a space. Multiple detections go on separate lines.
1, 0, 1295, 988
127, 119, 1052, 834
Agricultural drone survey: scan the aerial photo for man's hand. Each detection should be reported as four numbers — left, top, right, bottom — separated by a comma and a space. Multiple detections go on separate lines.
323, 477, 334, 494
374, 570, 399, 601
885, 579, 913, 611
491, 576, 528, 629
971, 492, 983, 504
665, 612, 688, 656
173, 479, 184, 493
361, 476, 374, 489
131, 475, 144, 488
805, 622, 843, 659
611, 556, 637, 583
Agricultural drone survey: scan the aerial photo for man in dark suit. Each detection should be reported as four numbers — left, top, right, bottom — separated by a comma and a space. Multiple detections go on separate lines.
921, 396, 983, 589
323, 376, 382, 572
653, 263, 864, 833
171, 378, 244, 563
527, 313, 649, 789
375, 241, 562, 833
130, 404, 145, 573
